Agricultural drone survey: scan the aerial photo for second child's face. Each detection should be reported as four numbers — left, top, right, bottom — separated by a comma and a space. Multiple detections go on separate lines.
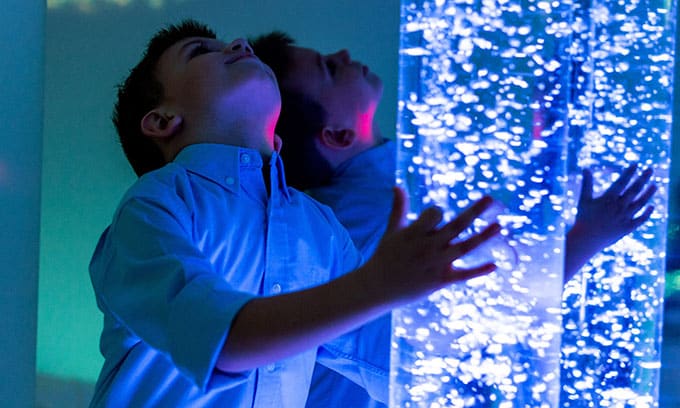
155, 36, 279, 131
283, 46, 383, 137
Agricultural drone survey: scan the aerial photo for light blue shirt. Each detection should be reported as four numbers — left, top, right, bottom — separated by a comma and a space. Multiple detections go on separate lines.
306, 140, 396, 408
89, 143, 389, 407
309, 140, 396, 258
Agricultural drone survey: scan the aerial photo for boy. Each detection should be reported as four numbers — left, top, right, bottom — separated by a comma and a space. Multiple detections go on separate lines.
252, 31, 657, 408
88, 20, 501, 407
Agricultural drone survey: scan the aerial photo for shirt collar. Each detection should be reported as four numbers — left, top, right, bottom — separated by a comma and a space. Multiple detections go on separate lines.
332, 139, 396, 182
173, 143, 264, 194
173, 143, 291, 200
270, 150, 291, 201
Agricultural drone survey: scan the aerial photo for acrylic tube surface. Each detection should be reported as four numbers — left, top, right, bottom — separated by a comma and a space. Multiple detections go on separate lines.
392, 0, 572, 406
560, 0, 675, 406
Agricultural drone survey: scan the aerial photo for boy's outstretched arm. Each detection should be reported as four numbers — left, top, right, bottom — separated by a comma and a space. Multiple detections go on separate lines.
217, 187, 500, 372
564, 164, 657, 282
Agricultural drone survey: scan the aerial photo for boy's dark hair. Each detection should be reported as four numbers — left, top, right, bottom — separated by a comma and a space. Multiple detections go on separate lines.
251, 31, 334, 191
112, 19, 216, 176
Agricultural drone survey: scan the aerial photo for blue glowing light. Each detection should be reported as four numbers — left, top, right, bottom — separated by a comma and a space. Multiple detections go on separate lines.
391, 0, 674, 406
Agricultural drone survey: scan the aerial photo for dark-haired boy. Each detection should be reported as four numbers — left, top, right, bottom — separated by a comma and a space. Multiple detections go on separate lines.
88, 20, 502, 407
252, 31, 657, 408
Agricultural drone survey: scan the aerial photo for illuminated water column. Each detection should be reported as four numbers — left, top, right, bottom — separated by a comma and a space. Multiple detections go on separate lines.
391, 0, 572, 406
560, 0, 675, 406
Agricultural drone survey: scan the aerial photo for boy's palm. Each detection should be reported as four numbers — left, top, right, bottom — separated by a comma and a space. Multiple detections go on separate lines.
366, 187, 500, 306
575, 164, 656, 251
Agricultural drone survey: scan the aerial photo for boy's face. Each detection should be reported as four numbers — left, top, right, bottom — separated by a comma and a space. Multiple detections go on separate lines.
154, 36, 279, 143
282, 46, 383, 138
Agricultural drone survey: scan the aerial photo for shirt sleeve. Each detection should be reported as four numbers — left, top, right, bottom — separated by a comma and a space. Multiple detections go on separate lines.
89, 194, 255, 391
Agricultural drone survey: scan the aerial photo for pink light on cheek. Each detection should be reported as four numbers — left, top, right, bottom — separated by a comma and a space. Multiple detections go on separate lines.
357, 112, 372, 137
253, 77, 281, 150
265, 115, 277, 137
265, 110, 280, 149
356, 103, 378, 142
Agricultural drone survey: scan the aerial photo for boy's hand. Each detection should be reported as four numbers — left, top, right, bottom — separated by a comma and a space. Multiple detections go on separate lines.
363, 187, 501, 306
565, 163, 657, 281
575, 164, 656, 250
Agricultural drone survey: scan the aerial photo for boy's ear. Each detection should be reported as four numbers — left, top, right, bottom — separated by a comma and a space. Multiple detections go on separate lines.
319, 127, 355, 149
140, 109, 183, 139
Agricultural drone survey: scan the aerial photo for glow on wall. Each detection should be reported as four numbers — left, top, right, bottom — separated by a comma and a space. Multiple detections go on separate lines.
391, 0, 674, 406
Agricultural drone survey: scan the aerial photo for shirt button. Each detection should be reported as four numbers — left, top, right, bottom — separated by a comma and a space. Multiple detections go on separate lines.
271, 283, 282, 294
225, 177, 235, 185
240, 153, 251, 164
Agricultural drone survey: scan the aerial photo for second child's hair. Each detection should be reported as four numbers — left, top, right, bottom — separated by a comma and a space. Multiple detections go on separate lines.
113, 19, 216, 176
251, 32, 334, 191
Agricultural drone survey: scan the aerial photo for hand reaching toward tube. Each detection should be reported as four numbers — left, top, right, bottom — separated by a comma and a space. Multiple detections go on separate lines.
564, 163, 657, 281
360, 187, 501, 307
218, 187, 502, 372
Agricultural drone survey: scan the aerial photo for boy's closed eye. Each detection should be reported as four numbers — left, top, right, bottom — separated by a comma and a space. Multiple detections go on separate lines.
188, 42, 212, 59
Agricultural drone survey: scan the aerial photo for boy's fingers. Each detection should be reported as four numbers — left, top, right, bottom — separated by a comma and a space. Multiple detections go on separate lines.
607, 163, 638, 196
385, 187, 407, 236
460, 196, 494, 219
435, 196, 495, 243
629, 184, 657, 212
410, 206, 444, 234
441, 222, 501, 261
621, 168, 654, 203
630, 206, 654, 229
580, 168, 594, 202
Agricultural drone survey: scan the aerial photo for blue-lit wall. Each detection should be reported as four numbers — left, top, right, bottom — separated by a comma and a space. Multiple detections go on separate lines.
34, 0, 680, 405
1, 2, 43, 407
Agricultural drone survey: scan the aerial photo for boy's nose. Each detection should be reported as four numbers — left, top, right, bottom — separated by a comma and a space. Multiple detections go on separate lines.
225, 38, 253, 55
329, 49, 351, 64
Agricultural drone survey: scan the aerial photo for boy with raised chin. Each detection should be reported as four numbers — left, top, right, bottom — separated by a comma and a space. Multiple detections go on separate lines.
88, 19, 501, 407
